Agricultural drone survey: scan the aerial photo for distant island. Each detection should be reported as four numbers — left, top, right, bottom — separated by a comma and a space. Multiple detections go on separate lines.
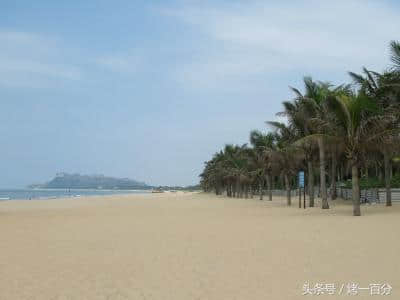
29, 173, 150, 190
28, 173, 201, 191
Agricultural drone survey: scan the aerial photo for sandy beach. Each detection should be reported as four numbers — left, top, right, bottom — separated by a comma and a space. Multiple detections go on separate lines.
0, 192, 399, 300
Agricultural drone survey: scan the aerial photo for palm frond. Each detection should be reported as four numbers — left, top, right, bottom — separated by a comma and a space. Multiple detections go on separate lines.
390, 40, 400, 69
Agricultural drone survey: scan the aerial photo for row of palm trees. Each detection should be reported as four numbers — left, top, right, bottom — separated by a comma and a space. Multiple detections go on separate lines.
200, 40, 400, 216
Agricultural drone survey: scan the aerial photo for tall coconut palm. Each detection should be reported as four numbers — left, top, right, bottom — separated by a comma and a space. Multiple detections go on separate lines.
200, 152, 225, 195
250, 130, 276, 200
266, 122, 302, 206
349, 68, 400, 206
324, 92, 398, 215
289, 78, 336, 209
223, 144, 253, 198
278, 96, 318, 206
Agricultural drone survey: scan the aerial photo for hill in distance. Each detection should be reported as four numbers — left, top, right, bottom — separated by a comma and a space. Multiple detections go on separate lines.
29, 173, 150, 190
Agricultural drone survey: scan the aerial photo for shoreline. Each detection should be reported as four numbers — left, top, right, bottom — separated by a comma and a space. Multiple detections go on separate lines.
0, 188, 152, 202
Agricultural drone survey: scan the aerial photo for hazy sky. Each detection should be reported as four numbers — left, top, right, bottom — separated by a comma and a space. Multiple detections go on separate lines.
1, 0, 400, 188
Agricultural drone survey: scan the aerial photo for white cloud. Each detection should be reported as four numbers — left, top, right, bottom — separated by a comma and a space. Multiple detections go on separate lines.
0, 29, 145, 88
161, 0, 400, 90
95, 53, 142, 73
0, 31, 82, 88
2, 1, 399, 91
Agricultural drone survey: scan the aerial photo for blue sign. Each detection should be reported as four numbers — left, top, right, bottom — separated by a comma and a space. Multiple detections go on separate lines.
298, 171, 305, 188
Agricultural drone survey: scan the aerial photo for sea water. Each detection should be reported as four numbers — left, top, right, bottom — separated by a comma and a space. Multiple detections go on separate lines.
0, 189, 150, 201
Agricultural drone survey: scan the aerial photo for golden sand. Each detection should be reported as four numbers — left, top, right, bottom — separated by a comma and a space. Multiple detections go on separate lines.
0, 192, 399, 299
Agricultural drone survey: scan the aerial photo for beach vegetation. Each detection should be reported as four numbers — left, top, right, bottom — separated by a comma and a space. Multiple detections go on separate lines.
200, 40, 400, 216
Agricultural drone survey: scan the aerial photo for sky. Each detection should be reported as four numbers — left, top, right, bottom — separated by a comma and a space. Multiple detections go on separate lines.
1, 0, 400, 188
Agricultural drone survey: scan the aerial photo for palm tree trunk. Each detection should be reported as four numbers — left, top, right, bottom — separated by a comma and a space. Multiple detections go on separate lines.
341, 166, 344, 182
308, 161, 314, 207
215, 184, 219, 195
269, 175, 273, 201
384, 152, 392, 206
352, 164, 361, 216
259, 180, 263, 200
318, 137, 329, 209
284, 173, 291, 206
266, 174, 272, 201
331, 154, 337, 200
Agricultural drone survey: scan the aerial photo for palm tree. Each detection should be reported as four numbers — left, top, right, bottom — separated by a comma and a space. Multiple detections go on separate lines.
267, 122, 302, 206
223, 144, 254, 198
250, 130, 276, 200
324, 91, 397, 215
290, 78, 336, 209
200, 40, 400, 217
349, 67, 400, 206
278, 96, 317, 206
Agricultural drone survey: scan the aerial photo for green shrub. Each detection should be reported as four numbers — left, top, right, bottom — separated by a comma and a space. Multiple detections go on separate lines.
342, 174, 400, 189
